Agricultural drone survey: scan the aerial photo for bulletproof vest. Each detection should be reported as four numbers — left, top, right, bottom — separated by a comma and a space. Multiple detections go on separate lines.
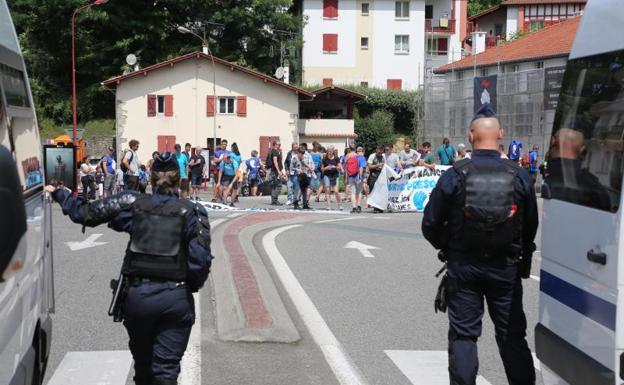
122, 196, 193, 281
452, 159, 521, 257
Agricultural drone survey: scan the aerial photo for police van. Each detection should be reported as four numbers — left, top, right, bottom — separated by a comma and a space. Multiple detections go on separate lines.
0, 1, 54, 384
536, 0, 624, 384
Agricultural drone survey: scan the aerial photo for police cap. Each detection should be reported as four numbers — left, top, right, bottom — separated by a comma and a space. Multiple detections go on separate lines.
151, 152, 178, 172
472, 103, 497, 123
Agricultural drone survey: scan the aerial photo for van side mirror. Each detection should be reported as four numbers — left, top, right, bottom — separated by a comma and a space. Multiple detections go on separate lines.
0, 145, 27, 280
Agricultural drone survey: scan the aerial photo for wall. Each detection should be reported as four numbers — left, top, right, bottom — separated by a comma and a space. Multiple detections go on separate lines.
116, 58, 300, 162
297, 118, 354, 135
506, 6, 518, 40
372, 0, 425, 89
85, 136, 114, 160
474, 9, 507, 37
298, 136, 348, 152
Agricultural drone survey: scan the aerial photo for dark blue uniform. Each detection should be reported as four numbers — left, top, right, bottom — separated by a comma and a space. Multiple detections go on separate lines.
423, 149, 538, 385
52, 189, 212, 385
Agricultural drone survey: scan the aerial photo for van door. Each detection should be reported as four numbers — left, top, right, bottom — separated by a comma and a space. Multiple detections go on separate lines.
537, 50, 624, 385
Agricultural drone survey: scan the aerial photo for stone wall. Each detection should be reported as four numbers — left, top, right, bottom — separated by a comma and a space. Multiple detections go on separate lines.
84, 135, 115, 160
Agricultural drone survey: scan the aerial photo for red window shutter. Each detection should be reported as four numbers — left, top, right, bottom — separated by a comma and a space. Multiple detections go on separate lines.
164, 95, 174, 117
323, 34, 338, 52
322, 78, 333, 86
387, 79, 402, 90
236, 96, 247, 117
323, 0, 338, 18
206, 95, 216, 117
438, 38, 448, 55
147, 94, 156, 117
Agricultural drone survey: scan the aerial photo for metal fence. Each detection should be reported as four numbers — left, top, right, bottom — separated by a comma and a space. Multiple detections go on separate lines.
423, 67, 558, 154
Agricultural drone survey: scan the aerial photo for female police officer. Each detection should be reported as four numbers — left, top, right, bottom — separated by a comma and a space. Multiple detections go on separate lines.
45, 152, 213, 385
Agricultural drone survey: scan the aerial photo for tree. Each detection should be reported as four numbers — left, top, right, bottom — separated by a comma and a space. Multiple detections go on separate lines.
7, 0, 304, 124
468, 0, 502, 17
355, 110, 396, 153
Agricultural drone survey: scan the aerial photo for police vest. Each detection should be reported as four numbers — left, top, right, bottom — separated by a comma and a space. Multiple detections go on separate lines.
452, 158, 521, 257
122, 196, 194, 281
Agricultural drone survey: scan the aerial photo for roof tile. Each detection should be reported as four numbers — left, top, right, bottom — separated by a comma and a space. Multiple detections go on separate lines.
434, 16, 580, 74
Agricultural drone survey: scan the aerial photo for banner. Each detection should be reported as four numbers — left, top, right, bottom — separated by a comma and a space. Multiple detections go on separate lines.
368, 165, 451, 212
473, 75, 497, 114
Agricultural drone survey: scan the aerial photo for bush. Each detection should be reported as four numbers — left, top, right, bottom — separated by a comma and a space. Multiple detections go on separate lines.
355, 110, 396, 154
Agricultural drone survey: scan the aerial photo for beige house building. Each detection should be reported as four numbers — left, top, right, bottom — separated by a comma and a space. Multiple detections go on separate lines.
102, 52, 361, 162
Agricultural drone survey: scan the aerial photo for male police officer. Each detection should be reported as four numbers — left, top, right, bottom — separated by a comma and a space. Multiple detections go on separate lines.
422, 104, 538, 385
46, 152, 213, 385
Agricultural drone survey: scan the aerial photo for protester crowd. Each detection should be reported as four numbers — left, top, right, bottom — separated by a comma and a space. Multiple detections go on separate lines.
76, 136, 542, 211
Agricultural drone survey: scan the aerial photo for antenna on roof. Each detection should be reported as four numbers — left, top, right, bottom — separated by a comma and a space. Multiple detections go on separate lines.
274, 67, 284, 79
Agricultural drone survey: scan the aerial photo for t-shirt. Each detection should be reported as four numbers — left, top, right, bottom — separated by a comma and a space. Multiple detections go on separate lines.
357, 154, 367, 171
423, 152, 436, 164
176, 153, 189, 179
399, 149, 420, 167
437, 145, 456, 165
322, 157, 339, 178
215, 150, 231, 170
268, 149, 283, 172
220, 159, 239, 176
311, 152, 322, 172
103, 154, 116, 174
124, 150, 139, 176
190, 154, 205, 177
385, 153, 400, 170
246, 157, 261, 176
368, 153, 385, 175
528, 151, 539, 173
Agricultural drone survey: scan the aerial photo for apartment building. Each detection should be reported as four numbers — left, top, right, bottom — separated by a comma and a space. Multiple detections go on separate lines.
468, 0, 585, 50
299, 0, 467, 90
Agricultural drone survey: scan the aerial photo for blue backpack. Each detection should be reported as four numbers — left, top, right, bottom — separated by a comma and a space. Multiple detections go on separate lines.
508, 140, 522, 161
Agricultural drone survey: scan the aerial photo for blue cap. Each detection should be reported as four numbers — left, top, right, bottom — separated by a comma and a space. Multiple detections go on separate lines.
472, 103, 496, 123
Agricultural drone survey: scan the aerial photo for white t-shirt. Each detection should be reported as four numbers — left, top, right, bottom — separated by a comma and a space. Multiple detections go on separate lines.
385, 153, 400, 169
124, 150, 140, 176
399, 149, 421, 167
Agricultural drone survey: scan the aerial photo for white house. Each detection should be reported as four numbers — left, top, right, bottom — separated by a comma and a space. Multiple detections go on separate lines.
298, 0, 467, 90
102, 52, 360, 162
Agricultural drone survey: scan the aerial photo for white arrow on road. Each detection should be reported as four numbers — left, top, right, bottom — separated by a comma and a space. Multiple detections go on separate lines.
344, 241, 380, 258
66, 234, 107, 251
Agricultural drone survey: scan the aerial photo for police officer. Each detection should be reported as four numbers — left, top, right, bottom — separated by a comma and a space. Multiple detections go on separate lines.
422, 104, 538, 385
46, 152, 213, 385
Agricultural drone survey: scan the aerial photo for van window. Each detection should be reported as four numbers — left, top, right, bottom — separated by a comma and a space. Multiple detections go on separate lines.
545, 50, 624, 212
0, 64, 30, 108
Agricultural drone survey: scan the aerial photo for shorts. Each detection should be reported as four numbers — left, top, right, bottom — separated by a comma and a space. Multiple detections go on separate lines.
103, 174, 115, 191
180, 178, 188, 191
347, 175, 362, 193
190, 174, 203, 187
248, 174, 261, 187
310, 171, 321, 191
323, 175, 338, 187
220, 174, 234, 187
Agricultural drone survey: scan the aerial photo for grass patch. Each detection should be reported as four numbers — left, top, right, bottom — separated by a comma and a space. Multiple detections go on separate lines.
39, 118, 115, 141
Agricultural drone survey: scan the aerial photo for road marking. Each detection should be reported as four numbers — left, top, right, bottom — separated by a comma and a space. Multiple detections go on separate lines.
179, 292, 201, 385
343, 241, 380, 258
228, 213, 244, 218
263, 225, 369, 385
47, 350, 133, 385
385, 350, 492, 385
66, 233, 107, 251
210, 218, 227, 228
532, 353, 541, 371
530, 274, 540, 282
315, 217, 367, 224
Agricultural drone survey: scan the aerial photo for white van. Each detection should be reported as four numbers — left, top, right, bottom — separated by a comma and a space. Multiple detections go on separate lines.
0, 1, 54, 384
536, 1, 624, 384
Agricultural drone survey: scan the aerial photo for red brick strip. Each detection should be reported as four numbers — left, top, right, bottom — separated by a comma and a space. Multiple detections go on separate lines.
222, 212, 305, 329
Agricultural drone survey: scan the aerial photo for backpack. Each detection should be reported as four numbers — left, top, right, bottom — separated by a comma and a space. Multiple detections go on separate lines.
508, 140, 522, 161
346, 156, 359, 177
120, 150, 133, 172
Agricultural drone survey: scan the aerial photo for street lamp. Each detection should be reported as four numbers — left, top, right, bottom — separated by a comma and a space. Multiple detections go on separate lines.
177, 24, 218, 161
71, 0, 108, 148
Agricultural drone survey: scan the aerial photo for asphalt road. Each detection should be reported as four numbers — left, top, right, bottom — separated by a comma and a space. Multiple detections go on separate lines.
43, 194, 544, 385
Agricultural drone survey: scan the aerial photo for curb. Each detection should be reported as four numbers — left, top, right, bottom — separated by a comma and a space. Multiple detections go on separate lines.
212, 212, 310, 342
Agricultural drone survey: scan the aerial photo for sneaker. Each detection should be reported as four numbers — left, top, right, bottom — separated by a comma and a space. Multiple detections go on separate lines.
230, 203, 235, 207
303, 205, 312, 210
373, 208, 384, 213
211, 198, 217, 203
357, 206, 362, 213
350, 208, 357, 213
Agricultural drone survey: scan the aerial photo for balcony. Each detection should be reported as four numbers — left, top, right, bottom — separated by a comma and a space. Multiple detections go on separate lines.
486, 36, 501, 48
297, 119, 354, 138
425, 18, 455, 34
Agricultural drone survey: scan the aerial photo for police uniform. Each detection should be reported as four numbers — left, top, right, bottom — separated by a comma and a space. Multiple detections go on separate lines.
50, 153, 213, 385
422, 111, 538, 385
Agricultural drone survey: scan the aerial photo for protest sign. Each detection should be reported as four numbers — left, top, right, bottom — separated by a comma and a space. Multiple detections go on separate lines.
368, 165, 451, 212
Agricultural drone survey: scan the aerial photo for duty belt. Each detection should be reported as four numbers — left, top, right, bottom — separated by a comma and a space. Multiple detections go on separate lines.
130, 277, 186, 288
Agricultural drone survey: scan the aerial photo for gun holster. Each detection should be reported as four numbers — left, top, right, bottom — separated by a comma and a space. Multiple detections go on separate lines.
519, 242, 536, 279
434, 263, 448, 313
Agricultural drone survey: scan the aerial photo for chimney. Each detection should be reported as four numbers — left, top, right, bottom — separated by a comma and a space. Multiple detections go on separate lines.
472, 31, 487, 55
283, 66, 290, 84
202, 45, 209, 55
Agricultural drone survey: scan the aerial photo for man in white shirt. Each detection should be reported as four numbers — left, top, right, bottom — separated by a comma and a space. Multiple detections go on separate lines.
398, 143, 421, 169
122, 139, 141, 191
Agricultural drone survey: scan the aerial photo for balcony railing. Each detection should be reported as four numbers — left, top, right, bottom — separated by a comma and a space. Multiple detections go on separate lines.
425, 18, 456, 34
486, 36, 500, 48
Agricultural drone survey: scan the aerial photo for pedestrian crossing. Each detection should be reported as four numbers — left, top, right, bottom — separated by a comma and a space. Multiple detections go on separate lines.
46, 351, 132, 385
